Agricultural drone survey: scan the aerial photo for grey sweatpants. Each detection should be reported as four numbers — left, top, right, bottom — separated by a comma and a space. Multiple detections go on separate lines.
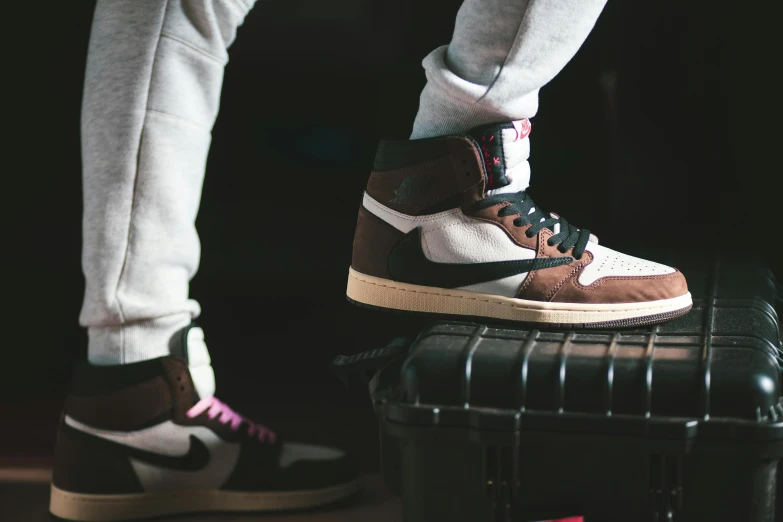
81, 0, 606, 364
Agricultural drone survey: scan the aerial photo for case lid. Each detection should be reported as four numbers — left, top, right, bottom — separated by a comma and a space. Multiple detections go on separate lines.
368, 257, 783, 443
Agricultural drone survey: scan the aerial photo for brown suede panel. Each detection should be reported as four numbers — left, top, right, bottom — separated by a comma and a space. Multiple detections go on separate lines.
450, 199, 687, 305
516, 229, 590, 301
448, 137, 486, 210
466, 202, 539, 250
366, 136, 486, 215
64, 376, 172, 431
52, 421, 144, 494
463, 207, 585, 300
160, 357, 199, 422
367, 157, 457, 215
159, 357, 261, 443
351, 205, 405, 279
514, 228, 688, 303
551, 269, 688, 304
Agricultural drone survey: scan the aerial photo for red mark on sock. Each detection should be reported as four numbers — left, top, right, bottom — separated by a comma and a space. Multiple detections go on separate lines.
513, 118, 532, 141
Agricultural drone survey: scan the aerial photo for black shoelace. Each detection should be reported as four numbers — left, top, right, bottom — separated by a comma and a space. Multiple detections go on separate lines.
471, 191, 591, 260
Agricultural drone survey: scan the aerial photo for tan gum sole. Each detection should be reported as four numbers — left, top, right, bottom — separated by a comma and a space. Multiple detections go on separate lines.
50, 480, 359, 522
347, 268, 693, 326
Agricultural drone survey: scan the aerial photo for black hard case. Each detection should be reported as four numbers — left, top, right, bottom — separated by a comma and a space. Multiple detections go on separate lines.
369, 257, 782, 522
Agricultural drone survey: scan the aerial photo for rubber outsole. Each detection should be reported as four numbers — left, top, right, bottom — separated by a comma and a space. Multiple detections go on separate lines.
346, 268, 693, 330
49, 480, 360, 522
347, 294, 692, 330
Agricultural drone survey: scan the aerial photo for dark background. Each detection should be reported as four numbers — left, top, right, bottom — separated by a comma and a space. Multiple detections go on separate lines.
3, 1, 780, 465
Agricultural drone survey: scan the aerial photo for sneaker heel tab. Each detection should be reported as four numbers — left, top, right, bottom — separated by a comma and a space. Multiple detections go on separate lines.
159, 356, 201, 415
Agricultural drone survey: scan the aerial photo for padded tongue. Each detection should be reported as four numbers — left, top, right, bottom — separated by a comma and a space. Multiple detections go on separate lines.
468, 119, 530, 191
468, 122, 514, 191
467, 120, 532, 192
171, 324, 216, 400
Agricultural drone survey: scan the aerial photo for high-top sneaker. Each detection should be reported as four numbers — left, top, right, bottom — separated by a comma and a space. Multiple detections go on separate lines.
50, 325, 358, 522
347, 120, 691, 328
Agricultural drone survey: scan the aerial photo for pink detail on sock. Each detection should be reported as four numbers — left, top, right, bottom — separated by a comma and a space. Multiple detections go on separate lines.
187, 396, 277, 444
493, 157, 500, 165
512, 118, 532, 141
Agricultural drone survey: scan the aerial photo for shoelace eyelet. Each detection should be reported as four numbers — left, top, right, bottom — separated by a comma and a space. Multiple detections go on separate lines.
476, 191, 591, 260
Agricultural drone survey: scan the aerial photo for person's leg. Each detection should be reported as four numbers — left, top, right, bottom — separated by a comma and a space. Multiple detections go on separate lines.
53, 4, 359, 520
348, 0, 692, 327
80, 0, 253, 366
411, 0, 608, 138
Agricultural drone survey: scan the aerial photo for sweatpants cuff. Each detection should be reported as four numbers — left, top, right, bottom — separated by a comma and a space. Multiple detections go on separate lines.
411, 46, 539, 139
87, 313, 193, 365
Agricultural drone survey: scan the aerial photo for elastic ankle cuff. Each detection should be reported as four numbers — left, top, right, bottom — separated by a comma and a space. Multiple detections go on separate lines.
87, 314, 192, 365
411, 82, 507, 139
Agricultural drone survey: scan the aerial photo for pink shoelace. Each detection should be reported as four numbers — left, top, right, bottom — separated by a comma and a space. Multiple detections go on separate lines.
186, 396, 277, 444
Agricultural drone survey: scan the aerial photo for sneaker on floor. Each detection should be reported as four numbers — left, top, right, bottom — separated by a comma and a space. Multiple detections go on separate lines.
347, 120, 691, 328
50, 326, 358, 522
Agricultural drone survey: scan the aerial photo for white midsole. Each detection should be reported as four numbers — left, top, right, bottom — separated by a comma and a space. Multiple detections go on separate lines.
49, 480, 359, 522
346, 268, 692, 324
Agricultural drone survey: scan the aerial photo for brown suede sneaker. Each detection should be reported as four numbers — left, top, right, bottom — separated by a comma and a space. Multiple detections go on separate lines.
347, 120, 691, 328
49, 328, 358, 521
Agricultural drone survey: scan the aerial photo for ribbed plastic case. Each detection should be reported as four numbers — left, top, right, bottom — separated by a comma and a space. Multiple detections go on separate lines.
369, 256, 782, 522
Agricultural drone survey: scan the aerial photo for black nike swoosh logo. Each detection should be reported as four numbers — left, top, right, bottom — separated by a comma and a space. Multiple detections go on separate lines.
388, 227, 573, 288
64, 423, 211, 472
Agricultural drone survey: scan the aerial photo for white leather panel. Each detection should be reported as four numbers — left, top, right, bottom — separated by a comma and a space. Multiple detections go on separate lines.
362, 193, 536, 297
362, 192, 461, 234
64, 416, 240, 492
419, 211, 536, 264
364, 193, 535, 264
579, 242, 675, 286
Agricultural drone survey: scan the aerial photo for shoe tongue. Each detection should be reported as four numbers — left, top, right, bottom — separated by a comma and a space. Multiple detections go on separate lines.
171, 325, 216, 400
467, 119, 532, 192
